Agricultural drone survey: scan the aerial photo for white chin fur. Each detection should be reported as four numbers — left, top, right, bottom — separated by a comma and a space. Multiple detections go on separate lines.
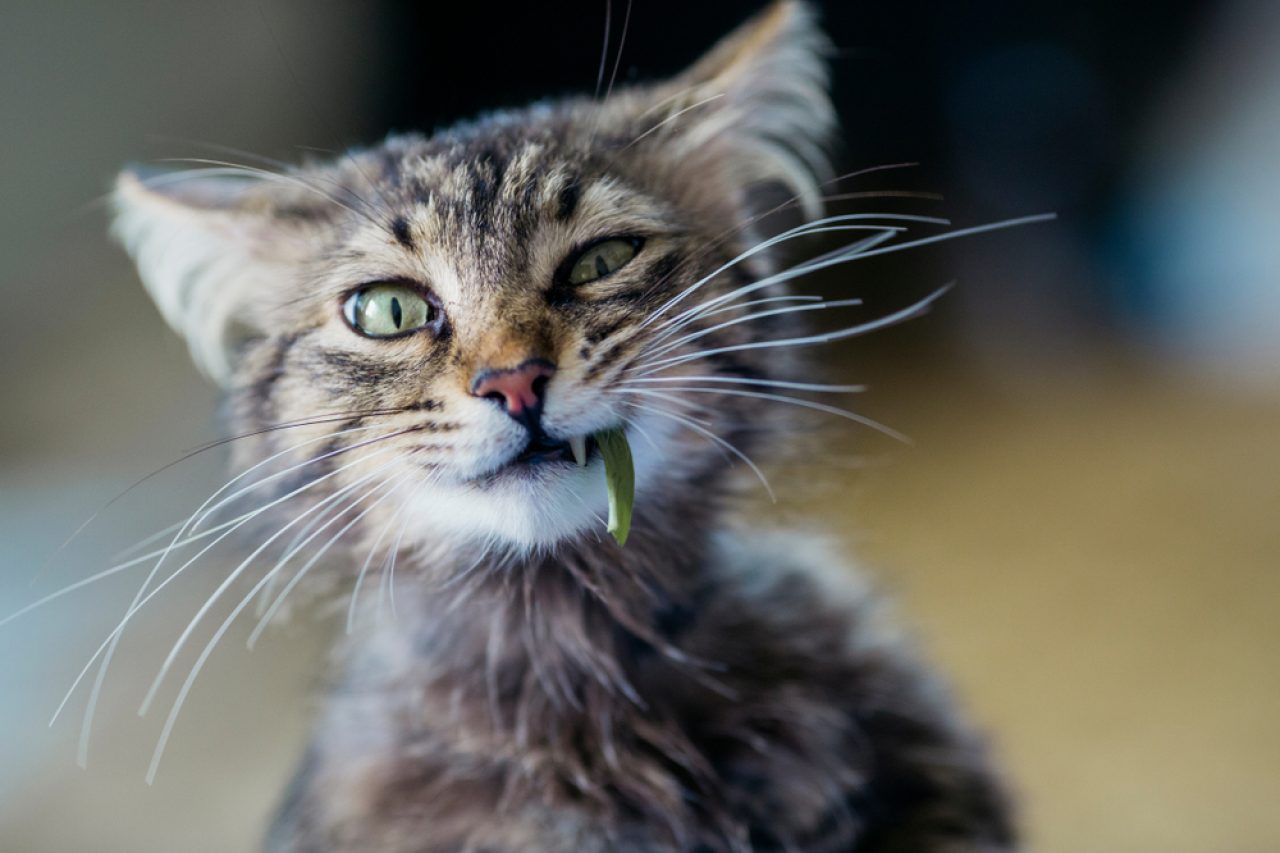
402, 464, 608, 552
398, 415, 678, 552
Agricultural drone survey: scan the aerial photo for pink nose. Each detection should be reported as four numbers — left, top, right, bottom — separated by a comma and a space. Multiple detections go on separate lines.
470, 359, 556, 418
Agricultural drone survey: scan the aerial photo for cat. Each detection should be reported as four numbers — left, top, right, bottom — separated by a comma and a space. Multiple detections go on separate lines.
112, 2, 1018, 850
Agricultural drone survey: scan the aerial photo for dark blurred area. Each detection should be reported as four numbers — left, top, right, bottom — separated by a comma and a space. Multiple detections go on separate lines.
2, 2, 1277, 851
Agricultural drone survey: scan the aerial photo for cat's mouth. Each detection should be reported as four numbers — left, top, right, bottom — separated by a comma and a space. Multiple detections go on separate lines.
486, 432, 595, 480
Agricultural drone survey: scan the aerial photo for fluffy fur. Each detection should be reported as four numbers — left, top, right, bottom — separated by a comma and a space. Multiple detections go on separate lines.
113, 3, 1017, 850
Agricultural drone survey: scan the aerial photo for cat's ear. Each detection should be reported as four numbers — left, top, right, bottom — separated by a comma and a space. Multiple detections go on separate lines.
112, 170, 312, 385
637, 0, 835, 219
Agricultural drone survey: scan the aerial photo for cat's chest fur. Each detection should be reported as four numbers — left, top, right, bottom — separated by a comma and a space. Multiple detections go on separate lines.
266, 531, 1010, 852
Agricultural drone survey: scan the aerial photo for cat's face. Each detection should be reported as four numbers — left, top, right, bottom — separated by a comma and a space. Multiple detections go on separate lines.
114, 2, 833, 554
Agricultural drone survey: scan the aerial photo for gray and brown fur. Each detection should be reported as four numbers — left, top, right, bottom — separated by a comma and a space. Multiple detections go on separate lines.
113, 3, 1017, 850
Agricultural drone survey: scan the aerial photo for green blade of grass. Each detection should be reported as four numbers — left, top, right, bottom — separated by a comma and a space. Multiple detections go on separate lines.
595, 427, 634, 546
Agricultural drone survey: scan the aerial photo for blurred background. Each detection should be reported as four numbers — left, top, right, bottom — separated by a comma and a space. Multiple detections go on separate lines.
1, 1, 1277, 850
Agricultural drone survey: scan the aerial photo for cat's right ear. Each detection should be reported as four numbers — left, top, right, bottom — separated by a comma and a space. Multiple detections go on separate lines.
112, 170, 312, 386
623, 0, 835, 222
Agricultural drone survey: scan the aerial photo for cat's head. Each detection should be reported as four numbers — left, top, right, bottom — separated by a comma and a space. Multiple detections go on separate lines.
113, 1, 834, 554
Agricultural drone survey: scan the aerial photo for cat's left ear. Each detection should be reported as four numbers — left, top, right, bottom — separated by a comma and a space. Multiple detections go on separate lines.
625, 0, 836, 220
112, 170, 316, 385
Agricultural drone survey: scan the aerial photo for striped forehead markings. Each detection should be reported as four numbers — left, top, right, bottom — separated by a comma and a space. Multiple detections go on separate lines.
389, 215, 415, 251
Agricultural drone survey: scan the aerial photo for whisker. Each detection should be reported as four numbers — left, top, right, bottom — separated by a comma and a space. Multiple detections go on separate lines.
565, 484, 609, 530
136, 451, 407, 720
648, 216, 951, 340
621, 376, 866, 394
73, 424, 412, 764
626, 386, 912, 445
642, 298, 865, 361
109, 521, 188, 562
634, 285, 952, 377
54, 441, 404, 762
621, 93, 726, 152
346, 497, 408, 633
625, 400, 775, 502
155, 159, 377, 227
382, 508, 411, 622
594, 0, 613, 99
619, 387, 717, 425
693, 294, 822, 320
144, 464, 411, 785
186, 423, 401, 534
37, 406, 416, 584
604, 0, 633, 100
640, 212, 947, 333
618, 414, 660, 453
247, 470, 417, 649
654, 212, 1054, 347
697, 162, 924, 256
3, 503, 291, 632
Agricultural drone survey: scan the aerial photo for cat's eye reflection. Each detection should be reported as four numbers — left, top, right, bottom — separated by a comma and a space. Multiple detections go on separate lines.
566, 237, 641, 285
343, 283, 435, 338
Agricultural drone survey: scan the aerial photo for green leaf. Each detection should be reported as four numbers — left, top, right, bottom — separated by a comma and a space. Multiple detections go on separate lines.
595, 427, 634, 546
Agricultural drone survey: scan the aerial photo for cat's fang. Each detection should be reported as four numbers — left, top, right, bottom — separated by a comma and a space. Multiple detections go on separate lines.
569, 435, 588, 467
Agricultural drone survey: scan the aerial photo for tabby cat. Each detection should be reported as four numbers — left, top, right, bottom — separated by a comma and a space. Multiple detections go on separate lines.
112, 3, 1017, 850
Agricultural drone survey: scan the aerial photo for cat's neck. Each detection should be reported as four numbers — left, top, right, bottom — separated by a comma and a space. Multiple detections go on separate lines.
355, 498, 725, 726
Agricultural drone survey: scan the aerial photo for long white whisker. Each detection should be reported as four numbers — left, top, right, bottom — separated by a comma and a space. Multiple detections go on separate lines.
660, 213, 1054, 349
382, 509, 410, 621
2, 472, 398, 633
2, 558, 152, 631
604, 0, 632, 100
136, 452, 404, 720
246, 470, 416, 648
640, 212, 950, 332
157, 159, 378, 226
255, 484, 364, 619
618, 414, 660, 453
702, 162, 923, 252
593, 0, 612, 99
635, 286, 951, 377
188, 425, 397, 535
146, 469, 410, 785
620, 388, 716, 425
346, 497, 407, 633
628, 386, 912, 445
621, 92, 726, 152
644, 252, 886, 357
73, 425, 405, 766
642, 298, 865, 361
621, 376, 866, 394
693, 294, 822, 321
648, 225, 919, 343
561, 482, 608, 530
109, 521, 188, 562
49, 443, 400, 745
625, 400, 775, 502
831, 212, 1058, 261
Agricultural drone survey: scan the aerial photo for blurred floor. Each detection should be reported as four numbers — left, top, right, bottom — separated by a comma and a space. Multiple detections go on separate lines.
2, 360, 1276, 852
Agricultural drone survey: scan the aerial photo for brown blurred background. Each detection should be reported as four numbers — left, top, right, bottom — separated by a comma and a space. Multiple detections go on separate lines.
1, 1, 1277, 850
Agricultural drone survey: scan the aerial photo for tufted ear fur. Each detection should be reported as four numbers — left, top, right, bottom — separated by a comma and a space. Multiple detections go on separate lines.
111, 171, 315, 385
637, 1, 835, 220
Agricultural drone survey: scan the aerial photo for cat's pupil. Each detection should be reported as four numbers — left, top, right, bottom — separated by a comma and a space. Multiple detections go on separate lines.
595, 254, 610, 277
390, 296, 402, 329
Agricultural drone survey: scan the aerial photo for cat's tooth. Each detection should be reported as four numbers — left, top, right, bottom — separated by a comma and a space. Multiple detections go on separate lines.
570, 435, 588, 467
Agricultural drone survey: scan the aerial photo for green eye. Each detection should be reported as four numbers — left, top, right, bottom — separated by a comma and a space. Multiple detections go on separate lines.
567, 238, 641, 286
343, 283, 435, 338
